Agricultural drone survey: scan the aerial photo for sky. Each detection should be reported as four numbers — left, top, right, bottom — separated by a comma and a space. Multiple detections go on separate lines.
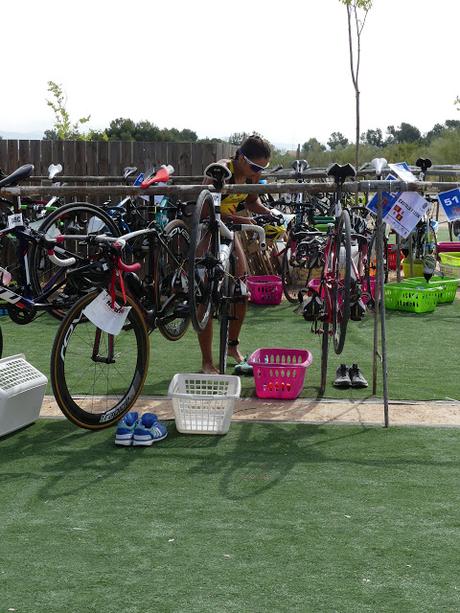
1, 0, 459, 149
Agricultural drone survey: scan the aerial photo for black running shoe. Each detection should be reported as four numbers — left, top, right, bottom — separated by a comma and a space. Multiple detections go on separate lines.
349, 364, 368, 388
333, 364, 351, 388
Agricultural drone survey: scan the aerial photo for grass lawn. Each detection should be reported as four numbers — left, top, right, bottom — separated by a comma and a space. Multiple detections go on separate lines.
0, 420, 458, 612
1, 295, 459, 401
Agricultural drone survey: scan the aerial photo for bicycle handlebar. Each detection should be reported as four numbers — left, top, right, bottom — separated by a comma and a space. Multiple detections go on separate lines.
233, 223, 267, 251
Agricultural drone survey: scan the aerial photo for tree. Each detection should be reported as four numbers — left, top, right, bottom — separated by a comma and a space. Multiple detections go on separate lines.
455, 96, 460, 111
445, 119, 460, 130
228, 132, 250, 146
327, 131, 349, 150
339, 0, 372, 169
302, 138, 326, 154
45, 81, 90, 140
386, 122, 421, 144
361, 128, 383, 147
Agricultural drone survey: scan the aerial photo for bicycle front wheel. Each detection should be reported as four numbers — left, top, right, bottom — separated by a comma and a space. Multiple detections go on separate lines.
332, 211, 351, 354
188, 190, 218, 333
51, 290, 149, 429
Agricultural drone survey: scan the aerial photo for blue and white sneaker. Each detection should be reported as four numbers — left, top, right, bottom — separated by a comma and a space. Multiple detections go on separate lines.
114, 412, 139, 446
132, 413, 168, 446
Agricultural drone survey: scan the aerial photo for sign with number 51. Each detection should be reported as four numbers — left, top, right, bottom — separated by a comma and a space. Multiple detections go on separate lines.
437, 188, 460, 222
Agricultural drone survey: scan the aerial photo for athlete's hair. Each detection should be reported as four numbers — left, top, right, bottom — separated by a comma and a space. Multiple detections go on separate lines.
238, 134, 271, 160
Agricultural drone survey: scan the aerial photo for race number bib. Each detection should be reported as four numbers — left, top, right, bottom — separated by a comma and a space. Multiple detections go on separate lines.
82, 290, 131, 336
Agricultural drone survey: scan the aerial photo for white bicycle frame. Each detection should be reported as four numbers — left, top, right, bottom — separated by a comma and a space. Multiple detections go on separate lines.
210, 192, 266, 276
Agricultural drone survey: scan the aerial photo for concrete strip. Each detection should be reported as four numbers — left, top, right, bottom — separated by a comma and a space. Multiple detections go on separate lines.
40, 396, 460, 427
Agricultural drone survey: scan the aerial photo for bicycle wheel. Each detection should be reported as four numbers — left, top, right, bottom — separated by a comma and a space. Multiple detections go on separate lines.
30, 202, 120, 319
319, 321, 330, 396
218, 254, 236, 374
188, 190, 218, 333
332, 210, 351, 354
155, 219, 191, 341
51, 289, 149, 430
281, 244, 317, 303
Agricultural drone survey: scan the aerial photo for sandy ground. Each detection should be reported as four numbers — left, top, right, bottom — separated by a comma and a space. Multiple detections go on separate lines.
40, 395, 460, 428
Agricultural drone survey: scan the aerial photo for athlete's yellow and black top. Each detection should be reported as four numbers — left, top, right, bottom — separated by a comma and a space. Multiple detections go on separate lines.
219, 160, 250, 216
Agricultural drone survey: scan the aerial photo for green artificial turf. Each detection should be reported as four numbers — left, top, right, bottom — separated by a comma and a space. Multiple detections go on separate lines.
0, 420, 458, 612
1, 296, 459, 401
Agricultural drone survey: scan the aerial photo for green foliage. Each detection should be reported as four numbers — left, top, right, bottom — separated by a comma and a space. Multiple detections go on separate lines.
361, 128, 384, 147
227, 132, 251, 146
105, 117, 198, 142
386, 122, 421, 144
340, 0, 372, 7
45, 81, 90, 140
327, 131, 349, 149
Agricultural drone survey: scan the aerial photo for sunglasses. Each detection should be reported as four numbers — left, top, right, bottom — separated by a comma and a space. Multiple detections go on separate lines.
241, 153, 269, 173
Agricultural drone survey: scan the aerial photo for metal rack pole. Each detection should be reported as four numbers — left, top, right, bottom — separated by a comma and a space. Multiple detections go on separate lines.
375, 188, 390, 427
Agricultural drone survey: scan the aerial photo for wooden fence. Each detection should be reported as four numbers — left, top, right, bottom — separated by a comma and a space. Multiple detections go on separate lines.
0, 140, 237, 177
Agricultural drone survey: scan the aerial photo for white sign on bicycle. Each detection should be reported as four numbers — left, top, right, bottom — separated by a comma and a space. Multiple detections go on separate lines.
384, 192, 431, 239
82, 290, 131, 336
7, 213, 24, 229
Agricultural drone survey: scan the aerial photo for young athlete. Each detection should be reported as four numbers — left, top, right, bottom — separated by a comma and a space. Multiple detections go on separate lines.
199, 134, 273, 374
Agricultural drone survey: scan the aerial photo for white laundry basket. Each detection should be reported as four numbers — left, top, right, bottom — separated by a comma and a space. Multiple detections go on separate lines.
0, 354, 48, 436
168, 373, 241, 435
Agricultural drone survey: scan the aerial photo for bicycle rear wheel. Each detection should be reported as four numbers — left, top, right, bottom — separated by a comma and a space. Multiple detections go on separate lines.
281, 246, 305, 303
31, 202, 120, 319
188, 190, 218, 333
155, 219, 191, 341
332, 211, 351, 354
50, 290, 149, 430
218, 254, 236, 374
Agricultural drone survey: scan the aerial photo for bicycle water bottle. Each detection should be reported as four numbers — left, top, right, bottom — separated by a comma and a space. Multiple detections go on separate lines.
220, 243, 231, 266
155, 165, 174, 229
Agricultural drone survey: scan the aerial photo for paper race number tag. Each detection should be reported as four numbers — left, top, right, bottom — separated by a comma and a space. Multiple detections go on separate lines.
437, 188, 460, 222
385, 192, 431, 239
212, 193, 222, 206
82, 290, 131, 336
7, 213, 23, 229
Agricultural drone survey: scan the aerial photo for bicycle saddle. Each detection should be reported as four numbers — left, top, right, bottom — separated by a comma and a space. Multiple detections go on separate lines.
123, 166, 138, 180
291, 159, 310, 175
0, 164, 34, 188
415, 158, 432, 174
204, 163, 232, 189
326, 163, 356, 183
48, 163, 63, 180
370, 158, 387, 177
140, 164, 174, 188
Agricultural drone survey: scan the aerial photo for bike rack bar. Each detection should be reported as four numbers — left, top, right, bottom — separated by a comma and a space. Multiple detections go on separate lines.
1, 179, 459, 199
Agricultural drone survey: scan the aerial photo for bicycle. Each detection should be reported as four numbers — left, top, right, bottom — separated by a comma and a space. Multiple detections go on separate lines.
187, 163, 266, 374
298, 163, 356, 395
49, 212, 192, 429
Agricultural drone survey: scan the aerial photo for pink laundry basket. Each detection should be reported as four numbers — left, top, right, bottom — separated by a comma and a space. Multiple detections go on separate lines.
247, 275, 283, 305
248, 347, 313, 399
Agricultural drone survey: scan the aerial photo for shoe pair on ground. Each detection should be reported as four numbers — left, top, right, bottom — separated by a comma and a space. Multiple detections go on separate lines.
334, 364, 368, 389
115, 412, 168, 446
233, 355, 253, 376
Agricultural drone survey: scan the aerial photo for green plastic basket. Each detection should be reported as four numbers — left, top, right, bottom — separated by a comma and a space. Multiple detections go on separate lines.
402, 277, 459, 304
384, 283, 438, 313
439, 252, 460, 280
402, 259, 424, 278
